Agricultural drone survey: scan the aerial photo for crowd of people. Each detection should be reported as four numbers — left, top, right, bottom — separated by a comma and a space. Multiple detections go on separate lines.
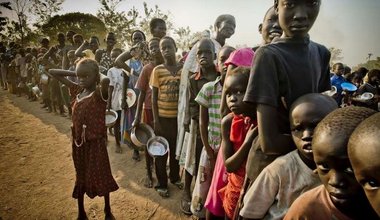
1, 0, 380, 220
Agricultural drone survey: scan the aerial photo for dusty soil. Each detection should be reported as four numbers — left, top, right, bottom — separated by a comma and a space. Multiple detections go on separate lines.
0, 90, 191, 220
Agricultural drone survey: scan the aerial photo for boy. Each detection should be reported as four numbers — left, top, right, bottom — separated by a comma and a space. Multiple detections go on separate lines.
240, 94, 337, 220
149, 18, 167, 39
183, 37, 219, 217
150, 36, 182, 197
348, 112, 380, 217
132, 37, 164, 188
176, 14, 236, 165
331, 62, 347, 105
243, 0, 331, 182
284, 106, 378, 220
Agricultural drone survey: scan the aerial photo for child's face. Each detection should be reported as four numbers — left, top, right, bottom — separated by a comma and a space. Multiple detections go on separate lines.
159, 39, 176, 61
106, 35, 116, 47
313, 133, 362, 210
132, 32, 144, 45
334, 64, 344, 76
67, 52, 75, 62
217, 18, 236, 39
152, 22, 167, 39
89, 37, 99, 51
290, 102, 327, 161
276, 0, 320, 38
148, 40, 161, 59
196, 40, 215, 68
110, 51, 121, 62
217, 48, 235, 84
349, 134, 380, 216
76, 63, 98, 89
261, 7, 282, 44
224, 72, 247, 115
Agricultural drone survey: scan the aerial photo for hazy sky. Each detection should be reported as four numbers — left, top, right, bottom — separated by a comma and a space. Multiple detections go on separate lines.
24, 0, 380, 67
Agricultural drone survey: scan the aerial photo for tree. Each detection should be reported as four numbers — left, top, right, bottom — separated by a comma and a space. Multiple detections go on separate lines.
328, 47, 343, 66
96, 0, 138, 48
354, 57, 380, 71
29, 0, 65, 29
0, 2, 12, 32
41, 12, 107, 45
173, 26, 203, 51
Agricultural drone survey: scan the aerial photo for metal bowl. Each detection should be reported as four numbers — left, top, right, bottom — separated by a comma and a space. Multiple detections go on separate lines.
105, 110, 118, 128
146, 136, 169, 157
131, 123, 155, 151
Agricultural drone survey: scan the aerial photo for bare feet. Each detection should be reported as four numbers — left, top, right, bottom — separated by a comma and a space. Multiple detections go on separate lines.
132, 150, 140, 161
115, 145, 122, 154
144, 175, 153, 188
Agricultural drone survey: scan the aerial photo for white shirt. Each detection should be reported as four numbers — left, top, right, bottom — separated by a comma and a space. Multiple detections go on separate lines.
107, 67, 124, 111
240, 150, 321, 220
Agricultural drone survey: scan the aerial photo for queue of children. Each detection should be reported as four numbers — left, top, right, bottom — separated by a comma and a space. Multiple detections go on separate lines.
1, 0, 380, 219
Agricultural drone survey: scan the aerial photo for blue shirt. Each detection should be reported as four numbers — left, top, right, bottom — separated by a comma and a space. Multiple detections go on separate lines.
331, 74, 347, 105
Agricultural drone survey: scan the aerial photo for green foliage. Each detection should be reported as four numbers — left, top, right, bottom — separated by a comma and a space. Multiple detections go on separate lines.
0, 2, 12, 34
328, 47, 343, 66
173, 26, 203, 51
41, 12, 107, 45
29, 0, 65, 29
354, 57, 380, 71
96, 0, 138, 48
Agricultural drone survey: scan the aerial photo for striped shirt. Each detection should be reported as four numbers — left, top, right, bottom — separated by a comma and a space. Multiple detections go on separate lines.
195, 77, 223, 150
149, 64, 182, 118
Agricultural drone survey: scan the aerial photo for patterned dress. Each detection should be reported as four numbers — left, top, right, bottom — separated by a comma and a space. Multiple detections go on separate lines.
70, 85, 118, 198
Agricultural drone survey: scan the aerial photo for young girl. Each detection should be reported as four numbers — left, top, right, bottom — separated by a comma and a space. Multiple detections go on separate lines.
49, 59, 118, 220
219, 58, 257, 220
150, 36, 182, 197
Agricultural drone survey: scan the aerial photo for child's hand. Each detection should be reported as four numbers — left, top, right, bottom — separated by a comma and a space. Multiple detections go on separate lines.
153, 121, 162, 135
244, 124, 258, 143
131, 118, 140, 128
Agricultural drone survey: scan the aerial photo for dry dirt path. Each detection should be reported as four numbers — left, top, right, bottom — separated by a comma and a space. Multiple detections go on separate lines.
0, 90, 191, 220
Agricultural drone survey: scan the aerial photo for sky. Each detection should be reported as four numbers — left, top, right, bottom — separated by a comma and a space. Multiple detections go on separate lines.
8, 0, 380, 67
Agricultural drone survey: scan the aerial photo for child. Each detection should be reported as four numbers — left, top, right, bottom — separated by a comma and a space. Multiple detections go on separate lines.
243, 0, 331, 182
95, 32, 117, 71
49, 59, 118, 220
284, 106, 378, 220
132, 37, 164, 188
185, 37, 220, 217
149, 18, 167, 39
354, 69, 380, 110
121, 30, 147, 160
331, 62, 348, 105
348, 112, 380, 217
75, 36, 100, 60
218, 50, 256, 220
150, 36, 182, 197
106, 48, 124, 153
201, 46, 235, 219
240, 93, 338, 220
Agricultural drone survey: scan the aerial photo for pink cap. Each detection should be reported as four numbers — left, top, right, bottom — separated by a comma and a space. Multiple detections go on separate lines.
224, 47, 254, 68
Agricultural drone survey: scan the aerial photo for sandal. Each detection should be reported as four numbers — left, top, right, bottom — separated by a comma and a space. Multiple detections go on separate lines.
172, 181, 184, 190
180, 198, 192, 215
156, 188, 169, 198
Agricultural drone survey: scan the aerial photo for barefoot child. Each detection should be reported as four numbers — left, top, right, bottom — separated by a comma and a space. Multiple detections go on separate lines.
348, 112, 380, 216
182, 37, 220, 217
218, 51, 257, 219
202, 46, 235, 220
132, 37, 164, 188
150, 36, 182, 197
49, 59, 118, 220
284, 106, 378, 220
240, 93, 337, 220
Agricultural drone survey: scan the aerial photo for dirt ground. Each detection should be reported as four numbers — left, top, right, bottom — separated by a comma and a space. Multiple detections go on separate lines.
0, 89, 192, 220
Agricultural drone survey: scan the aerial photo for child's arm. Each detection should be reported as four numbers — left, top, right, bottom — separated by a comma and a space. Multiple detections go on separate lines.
48, 69, 77, 88
224, 122, 258, 173
221, 114, 234, 172
115, 51, 133, 74
75, 41, 89, 58
95, 49, 103, 63
257, 104, 294, 155
99, 74, 110, 100
199, 105, 216, 160
132, 90, 145, 127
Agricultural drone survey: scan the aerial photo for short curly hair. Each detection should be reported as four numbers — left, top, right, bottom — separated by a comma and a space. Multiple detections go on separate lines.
313, 106, 377, 148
